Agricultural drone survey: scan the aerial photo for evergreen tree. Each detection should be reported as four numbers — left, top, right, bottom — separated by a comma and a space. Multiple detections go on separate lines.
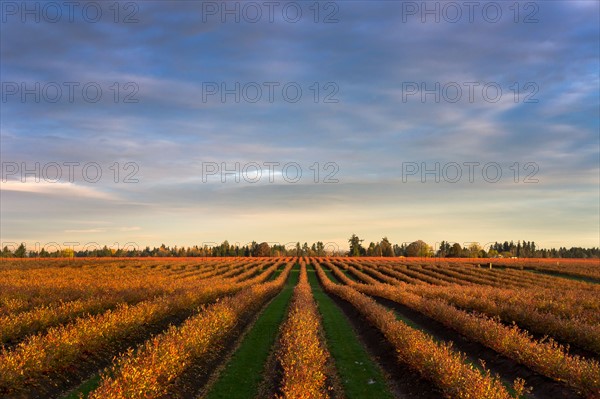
348, 234, 365, 257
14, 243, 27, 258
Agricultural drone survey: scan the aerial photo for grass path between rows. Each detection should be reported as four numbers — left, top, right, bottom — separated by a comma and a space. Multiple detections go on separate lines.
62, 375, 102, 399
203, 263, 300, 399
307, 265, 395, 399
524, 269, 600, 285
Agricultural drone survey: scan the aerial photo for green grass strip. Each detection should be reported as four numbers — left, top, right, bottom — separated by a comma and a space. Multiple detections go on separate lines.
267, 262, 286, 281
204, 263, 300, 399
525, 268, 600, 284
322, 266, 343, 284
307, 265, 394, 399
61, 374, 101, 399
339, 266, 360, 282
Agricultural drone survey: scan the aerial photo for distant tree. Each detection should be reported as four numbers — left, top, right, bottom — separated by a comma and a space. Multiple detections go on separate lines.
249, 241, 258, 256
380, 237, 394, 257
393, 243, 406, 257
302, 242, 310, 256
437, 241, 451, 257
406, 240, 433, 257
448, 243, 463, 257
315, 241, 325, 256
366, 242, 376, 256
488, 249, 499, 258
366, 242, 382, 256
467, 243, 482, 258
14, 243, 27, 258
61, 248, 75, 258
348, 234, 365, 257
254, 242, 271, 257
220, 240, 230, 256
157, 244, 171, 257
1, 246, 13, 258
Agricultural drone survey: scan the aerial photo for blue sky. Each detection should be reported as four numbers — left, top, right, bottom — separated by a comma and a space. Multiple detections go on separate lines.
1, 0, 599, 252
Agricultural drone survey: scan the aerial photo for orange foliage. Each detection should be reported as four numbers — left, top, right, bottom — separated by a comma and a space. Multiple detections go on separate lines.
276, 261, 331, 399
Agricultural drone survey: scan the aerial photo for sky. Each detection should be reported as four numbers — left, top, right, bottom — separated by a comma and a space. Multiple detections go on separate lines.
1, 0, 599, 252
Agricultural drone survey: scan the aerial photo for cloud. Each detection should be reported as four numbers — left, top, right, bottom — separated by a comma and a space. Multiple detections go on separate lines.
1, 181, 117, 201
1, 1, 598, 248
64, 228, 107, 233
119, 226, 142, 232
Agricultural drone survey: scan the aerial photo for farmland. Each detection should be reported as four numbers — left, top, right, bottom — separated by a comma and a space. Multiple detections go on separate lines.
0, 257, 598, 399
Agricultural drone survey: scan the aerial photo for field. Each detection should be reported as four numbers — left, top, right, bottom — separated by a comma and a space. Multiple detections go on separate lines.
0, 257, 598, 399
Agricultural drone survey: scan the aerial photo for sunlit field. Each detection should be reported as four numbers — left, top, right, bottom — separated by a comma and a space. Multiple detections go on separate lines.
1, 257, 598, 399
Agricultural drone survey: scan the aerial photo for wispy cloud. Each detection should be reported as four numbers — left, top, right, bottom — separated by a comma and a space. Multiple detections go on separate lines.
119, 226, 142, 232
64, 228, 107, 233
1, 181, 117, 201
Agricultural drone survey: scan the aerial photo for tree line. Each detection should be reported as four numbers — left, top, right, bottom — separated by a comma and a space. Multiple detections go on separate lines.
348, 235, 599, 258
0, 241, 329, 259
2, 236, 598, 259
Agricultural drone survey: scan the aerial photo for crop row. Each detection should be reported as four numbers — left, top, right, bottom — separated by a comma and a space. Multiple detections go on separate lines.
276, 261, 331, 399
